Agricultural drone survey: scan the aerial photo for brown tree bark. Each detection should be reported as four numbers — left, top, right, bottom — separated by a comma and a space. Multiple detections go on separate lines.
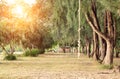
85, 10, 116, 65
115, 48, 120, 58
90, 0, 100, 60
85, 36, 91, 58
93, 32, 99, 60
99, 11, 107, 61
99, 39, 106, 62
116, 52, 119, 58
103, 11, 116, 65
103, 40, 114, 65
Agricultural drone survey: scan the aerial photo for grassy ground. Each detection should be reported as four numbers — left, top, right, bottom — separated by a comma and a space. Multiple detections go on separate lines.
0, 53, 120, 79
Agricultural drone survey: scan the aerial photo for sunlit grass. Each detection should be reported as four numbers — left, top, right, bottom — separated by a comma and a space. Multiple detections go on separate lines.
0, 53, 120, 78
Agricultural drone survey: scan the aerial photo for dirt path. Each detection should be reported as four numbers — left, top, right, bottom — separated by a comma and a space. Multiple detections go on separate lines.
0, 53, 120, 79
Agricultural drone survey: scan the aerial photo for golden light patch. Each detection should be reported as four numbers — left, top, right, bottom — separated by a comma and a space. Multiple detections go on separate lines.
11, 5, 25, 18
24, 0, 36, 5
5, 0, 36, 5
5, 0, 16, 5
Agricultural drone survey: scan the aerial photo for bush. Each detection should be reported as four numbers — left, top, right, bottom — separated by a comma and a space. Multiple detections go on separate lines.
23, 50, 30, 56
4, 55, 17, 60
39, 49, 45, 54
23, 49, 40, 57
30, 49, 40, 56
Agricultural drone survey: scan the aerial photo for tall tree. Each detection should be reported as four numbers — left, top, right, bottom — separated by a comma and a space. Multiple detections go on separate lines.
52, 0, 78, 51
84, 0, 116, 65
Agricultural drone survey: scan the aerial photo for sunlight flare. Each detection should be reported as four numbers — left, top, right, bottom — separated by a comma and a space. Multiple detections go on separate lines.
5, 0, 36, 18
11, 5, 24, 18
5, 0, 36, 5
5, 0, 16, 5
24, 0, 36, 5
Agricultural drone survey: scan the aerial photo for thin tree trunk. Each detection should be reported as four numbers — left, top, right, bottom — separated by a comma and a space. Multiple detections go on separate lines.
87, 42, 91, 58
93, 32, 99, 60
91, 0, 101, 60
10, 43, 15, 55
116, 52, 119, 58
85, 36, 91, 57
100, 39, 106, 61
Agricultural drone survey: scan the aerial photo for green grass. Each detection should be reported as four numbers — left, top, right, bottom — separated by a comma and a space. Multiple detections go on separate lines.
100, 65, 113, 69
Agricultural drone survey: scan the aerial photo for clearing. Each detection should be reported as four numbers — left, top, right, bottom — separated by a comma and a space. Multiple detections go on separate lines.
0, 53, 120, 79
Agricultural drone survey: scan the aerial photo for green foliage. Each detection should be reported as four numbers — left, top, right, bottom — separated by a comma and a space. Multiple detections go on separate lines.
23, 49, 36, 57
97, 0, 120, 13
30, 49, 40, 56
23, 50, 30, 56
39, 49, 45, 54
52, 0, 78, 47
23, 49, 41, 57
4, 55, 17, 60
22, 27, 54, 50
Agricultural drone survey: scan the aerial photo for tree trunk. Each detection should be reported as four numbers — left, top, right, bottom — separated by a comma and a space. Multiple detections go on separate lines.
90, 40, 94, 57
87, 42, 91, 58
62, 47, 66, 53
103, 41, 114, 65
10, 43, 15, 55
100, 39, 106, 61
85, 11, 115, 65
91, 0, 101, 60
93, 32, 99, 60
0, 44, 9, 55
100, 11, 107, 61
103, 11, 115, 65
85, 36, 91, 57
116, 52, 119, 58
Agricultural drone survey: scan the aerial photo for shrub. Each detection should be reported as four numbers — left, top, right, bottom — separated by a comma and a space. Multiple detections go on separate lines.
4, 55, 17, 60
30, 49, 40, 56
23, 49, 30, 56
23, 49, 40, 57
39, 49, 45, 54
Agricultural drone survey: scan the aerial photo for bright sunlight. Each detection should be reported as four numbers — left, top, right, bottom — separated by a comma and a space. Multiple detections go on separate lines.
5, 0, 15, 5
5, 0, 36, 5
24, 0, 36, 5
5, 0, 36, 18
11, 5, 24, 18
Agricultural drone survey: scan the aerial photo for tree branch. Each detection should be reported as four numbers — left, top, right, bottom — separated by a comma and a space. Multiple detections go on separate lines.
0, 43, 9, 55
85, 13, 109, 41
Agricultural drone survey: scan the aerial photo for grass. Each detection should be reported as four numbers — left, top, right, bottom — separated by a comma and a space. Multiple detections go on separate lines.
0, 53, 120, 79
101, 65, 113, 69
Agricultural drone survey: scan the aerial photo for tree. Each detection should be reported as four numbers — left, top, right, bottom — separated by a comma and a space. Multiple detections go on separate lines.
0, 0, 54, 55
21, 0, 54, 51
84, 0, 116, 65
51, 0, 78, 52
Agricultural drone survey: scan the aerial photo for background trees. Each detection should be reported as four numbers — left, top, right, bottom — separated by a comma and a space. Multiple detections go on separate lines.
0, 0, 54, 55
0, 0, 120, 66
50, 0, 120, 66
81, 0, 120, 65
51, 0, 78, 51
